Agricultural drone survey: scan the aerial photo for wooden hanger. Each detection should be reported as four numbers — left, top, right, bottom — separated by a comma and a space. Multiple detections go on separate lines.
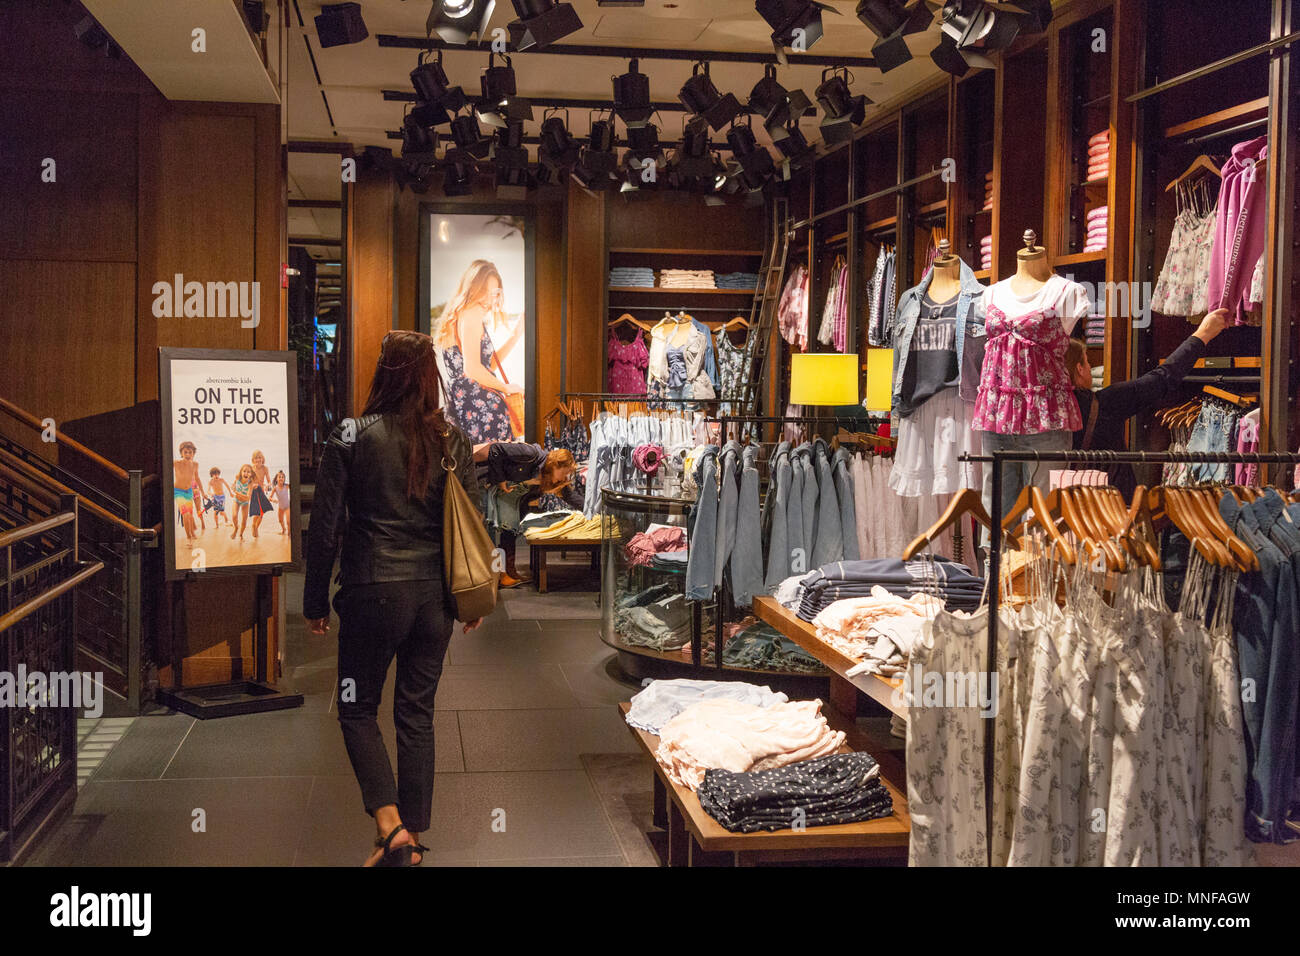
1203, 385, 1255, 407
903, 489, 992, 560
1165, 154, 1221, 193
1004, 486, 1074, 564
611, 313, 650, 333
1188, 486, 1258, 572
1147, 486, 1232, 567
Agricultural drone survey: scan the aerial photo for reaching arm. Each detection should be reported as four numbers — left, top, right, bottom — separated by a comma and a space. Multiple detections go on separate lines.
303, 424, 352, 620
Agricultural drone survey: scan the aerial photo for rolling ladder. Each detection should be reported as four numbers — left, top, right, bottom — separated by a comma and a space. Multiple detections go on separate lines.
731, 195, 792, 419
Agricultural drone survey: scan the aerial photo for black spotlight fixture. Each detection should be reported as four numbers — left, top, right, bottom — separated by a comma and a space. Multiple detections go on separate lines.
748, 65, 813, 134
626, 122, 663, 163
442, 149, 476, 196
774, 123, 815, 169
939, 0, 1024, 68
411, 50, 451, 105
314, 2, 368, 47
573, 114, 619, 191
496, 164, 532, 200
508, 0, 583, 50
401, 112, 440, 163
613, 59, 653, 128
450, 111, 493, 160
539, 110, 580, 169
678, 62, 743, 132
754, 0, 835, 57
1015, 0, 1054, 34
73, 15, 110, 48
854, 0, 931, 73
669, 115, 715, 181
727, 120, 775, 186
477, 54, 534, 129
428, 0, 497, 45
816, 67, 869, 145
494, 121, 530, 169
410, 99, 452, 129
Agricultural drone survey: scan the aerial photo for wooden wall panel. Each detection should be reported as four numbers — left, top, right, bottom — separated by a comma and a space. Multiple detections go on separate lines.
605, 191, 761, 250
535, 200, 564, 437
348, 168, 396, 410
0, 260, 136, 423
0, 90, 139, 262
565, 181, 605, 395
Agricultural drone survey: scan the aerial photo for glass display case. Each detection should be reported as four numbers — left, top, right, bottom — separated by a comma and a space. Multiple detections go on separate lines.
600, 488, 830, 688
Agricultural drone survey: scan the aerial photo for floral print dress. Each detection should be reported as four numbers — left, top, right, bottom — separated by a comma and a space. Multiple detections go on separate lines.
607, 330, 649, 394
442, 328, 513, 442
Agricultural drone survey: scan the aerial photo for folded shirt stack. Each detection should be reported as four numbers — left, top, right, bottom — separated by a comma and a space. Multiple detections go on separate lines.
651, 550, 689, 569
617, 591, 693, 650
626, 677, 788, 735
1092, 365, 1105, 389
609, 267, 656, 288
658, 268, 716, 289
979, 234, 993, 271
982, 171, 994, 211
655, 697, 847, 790
522, 513, 613, 541
796, 557, 985, 622
697, 752, 894, 833
1085, 129, 1109, 182
811, 586, 941, 675
1083, 204, 1108, 253
715, 271, 760, 290
1084, 313, 1106, 346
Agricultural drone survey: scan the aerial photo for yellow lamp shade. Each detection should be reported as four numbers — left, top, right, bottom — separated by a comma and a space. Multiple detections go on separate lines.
789, 353, 859, 406
863, 348, 895, 412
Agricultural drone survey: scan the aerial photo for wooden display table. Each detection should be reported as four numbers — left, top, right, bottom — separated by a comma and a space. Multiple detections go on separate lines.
619, 702, 909, 867
753, 596, 906, 721
526, 537, 600, 592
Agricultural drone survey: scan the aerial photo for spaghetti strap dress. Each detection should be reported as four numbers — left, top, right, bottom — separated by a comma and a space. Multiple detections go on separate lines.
441, 327, 513, 442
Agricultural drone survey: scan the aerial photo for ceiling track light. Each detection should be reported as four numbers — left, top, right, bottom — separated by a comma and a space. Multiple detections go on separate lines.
668, 115, 715, 181
477, 53, 534, 128
428, 0, 496, 45
402, 112, 440, 162
754, 0, 835, 61
816, 67, 869, 145
726, 119, 775, 186
411, 49, 451, 104
442, 148, 476, 196
854, 0, 930, 73
940, 0, 1023, 67
748, 64, 813, 135
539, 109, 580, 169
451, 111, 493, 159
508, 0, 584, 51
678, 62, 742, 132
613, 58, 653, 128
315, 2, 369, 48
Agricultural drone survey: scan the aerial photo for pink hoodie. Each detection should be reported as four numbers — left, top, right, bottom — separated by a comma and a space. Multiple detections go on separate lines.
1206, 136, 1268, 324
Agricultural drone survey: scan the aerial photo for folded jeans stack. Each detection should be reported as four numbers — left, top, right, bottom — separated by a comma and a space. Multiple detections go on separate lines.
617, 591, 693, 650
654, 697, 846, 790
1086, 130, 1109, 182
697, 752, 894, 833
715, 271, 760, 290
796, 557, 985, 622
609, 267, 656, 288
625, 678, 788, 735
659, 269, 716, 289
690, 620, 827, 674
979, 234, 993, 271
1084, 204, 1108, 253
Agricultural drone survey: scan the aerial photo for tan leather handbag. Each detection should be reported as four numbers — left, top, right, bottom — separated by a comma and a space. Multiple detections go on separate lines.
441, 434, 499, 622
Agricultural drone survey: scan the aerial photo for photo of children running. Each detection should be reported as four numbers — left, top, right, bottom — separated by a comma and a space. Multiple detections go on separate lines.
272, 469, 290, 534
173, 441, 201, 544
207, 467, 229, 528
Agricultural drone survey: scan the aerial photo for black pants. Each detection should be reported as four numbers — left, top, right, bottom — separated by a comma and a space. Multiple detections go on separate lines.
334, 580, 454, 832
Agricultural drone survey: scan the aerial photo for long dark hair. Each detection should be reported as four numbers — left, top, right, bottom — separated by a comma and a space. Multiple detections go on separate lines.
362, 330, 447, 499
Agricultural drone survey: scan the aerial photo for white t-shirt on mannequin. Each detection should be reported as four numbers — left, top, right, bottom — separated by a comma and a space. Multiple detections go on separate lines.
982, 273, 1090, 336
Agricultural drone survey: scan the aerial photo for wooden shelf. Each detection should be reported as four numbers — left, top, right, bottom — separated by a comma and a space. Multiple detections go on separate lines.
753, 597, 907, 719
618, 702, 911, 858
607, 287, 756, 295
609, 247, 763, 256
1163, 96, 1270, 140
863, 215, 898, 234
1056, 250, 1108, 266
917, 199, 948, 217
974, 268, 991, 280
824, 230, 849, 245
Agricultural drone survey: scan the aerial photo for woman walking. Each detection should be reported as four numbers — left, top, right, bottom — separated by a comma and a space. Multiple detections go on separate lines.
303, 330, 483, 867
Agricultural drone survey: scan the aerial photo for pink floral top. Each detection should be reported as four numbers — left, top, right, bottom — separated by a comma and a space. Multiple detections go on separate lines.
972, 281, 1083, 435
607, 329, 649, 394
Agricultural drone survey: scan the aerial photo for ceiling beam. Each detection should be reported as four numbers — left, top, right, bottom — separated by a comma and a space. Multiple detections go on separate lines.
376, 34, 878, 69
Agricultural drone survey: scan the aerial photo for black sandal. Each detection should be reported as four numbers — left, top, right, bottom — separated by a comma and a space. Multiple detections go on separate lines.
372, 825, 427, 867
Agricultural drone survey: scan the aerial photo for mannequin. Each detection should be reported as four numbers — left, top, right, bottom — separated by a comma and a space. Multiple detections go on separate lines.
972, 227, 1090, 528
927, 239, 962, 303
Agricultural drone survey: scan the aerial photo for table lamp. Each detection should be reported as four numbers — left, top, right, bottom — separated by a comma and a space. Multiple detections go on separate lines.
789, 353, 859, 406
863, 348, 895, 412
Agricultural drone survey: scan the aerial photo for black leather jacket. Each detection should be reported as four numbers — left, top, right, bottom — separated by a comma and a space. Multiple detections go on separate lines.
303, 414, 480, 620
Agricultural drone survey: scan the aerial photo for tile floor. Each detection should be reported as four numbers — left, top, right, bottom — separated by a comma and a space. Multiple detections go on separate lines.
27, 555, 661, 867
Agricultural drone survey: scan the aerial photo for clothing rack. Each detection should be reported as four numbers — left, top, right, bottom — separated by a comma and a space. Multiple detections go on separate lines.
560, 391, 698, 405
958, 447, 1300, 866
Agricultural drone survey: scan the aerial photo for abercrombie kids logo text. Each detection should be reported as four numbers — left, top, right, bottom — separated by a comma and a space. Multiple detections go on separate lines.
152, 274, 260, 328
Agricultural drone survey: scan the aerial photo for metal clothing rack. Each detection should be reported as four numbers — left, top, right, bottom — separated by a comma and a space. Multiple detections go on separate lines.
960, 447, 1300, 866
560, 391, 698, 405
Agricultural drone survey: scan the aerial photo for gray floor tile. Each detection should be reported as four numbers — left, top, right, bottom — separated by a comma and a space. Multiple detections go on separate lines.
161, 709, 354, 779
448, 621, 608, 667
24, 777, 314, 866
91, 713, 195, 781
559, 658, 639, 708
488, 856, 626, 867
581, 753, 661, 868
433, 663, 583, 711
457, 708, 640, 772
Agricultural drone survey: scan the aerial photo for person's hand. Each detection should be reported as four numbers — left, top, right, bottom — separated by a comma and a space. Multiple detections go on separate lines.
1194, 309, 1230, 343
306, 616, 330, 635
463, 618, 483, 633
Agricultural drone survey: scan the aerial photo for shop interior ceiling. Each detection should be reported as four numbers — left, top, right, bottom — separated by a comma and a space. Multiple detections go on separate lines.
92, 1, 1070, 260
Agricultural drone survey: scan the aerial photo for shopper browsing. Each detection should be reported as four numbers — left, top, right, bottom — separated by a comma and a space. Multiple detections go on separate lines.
1065, 307, 1229, 496
303, 330, 483, 868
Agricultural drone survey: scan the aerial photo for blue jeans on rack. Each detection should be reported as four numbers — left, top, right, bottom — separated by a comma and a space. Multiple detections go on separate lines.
1187, 404, 1235, 483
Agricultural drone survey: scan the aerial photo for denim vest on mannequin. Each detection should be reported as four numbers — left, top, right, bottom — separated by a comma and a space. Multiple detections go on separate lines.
891, 259, 987, 409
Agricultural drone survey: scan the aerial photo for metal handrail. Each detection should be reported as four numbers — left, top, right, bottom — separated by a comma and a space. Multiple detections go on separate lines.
0, 445, 158, 541
0, 395, 160, 491
0, 512, 75, 550
0, 561, 103, 636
